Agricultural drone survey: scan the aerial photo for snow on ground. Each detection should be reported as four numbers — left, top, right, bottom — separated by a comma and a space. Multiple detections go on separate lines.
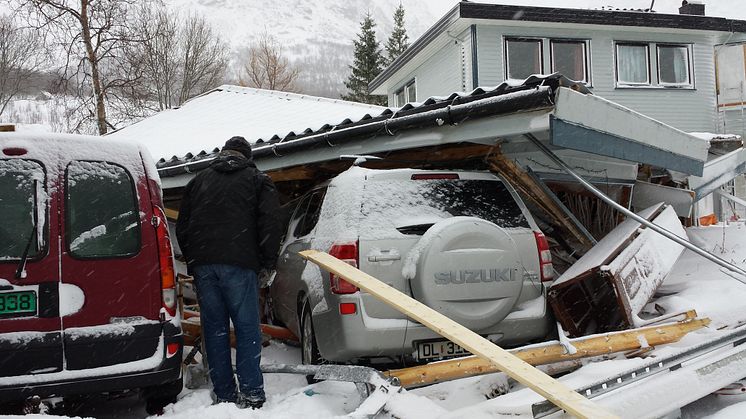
15, 222, 746, 419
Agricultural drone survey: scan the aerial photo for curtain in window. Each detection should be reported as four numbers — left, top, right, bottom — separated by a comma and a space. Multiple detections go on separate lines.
617, 44, 649, 84
507, 39, 542, 80
659, 46, 689, 85
552, 41, 586, 82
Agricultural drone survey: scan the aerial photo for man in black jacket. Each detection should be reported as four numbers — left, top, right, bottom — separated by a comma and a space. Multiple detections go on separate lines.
176, 136, 280, 409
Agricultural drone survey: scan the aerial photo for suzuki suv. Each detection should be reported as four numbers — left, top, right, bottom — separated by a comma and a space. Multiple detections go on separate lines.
0, 132, 182, 413
270, 167, 553, 366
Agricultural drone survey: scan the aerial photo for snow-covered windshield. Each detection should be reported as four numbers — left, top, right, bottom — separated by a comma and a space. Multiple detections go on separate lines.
361, 178, 529, 235
0, 159, 45, 260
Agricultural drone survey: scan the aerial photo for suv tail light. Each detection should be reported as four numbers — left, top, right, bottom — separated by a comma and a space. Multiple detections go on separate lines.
153, 207, 176, 317
329, 241, 359, 294
534, 231, 554, 282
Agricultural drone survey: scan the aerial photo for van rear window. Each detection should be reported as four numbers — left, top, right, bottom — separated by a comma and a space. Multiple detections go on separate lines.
0, 159, 45, 260
361, 179, 529, 235
66, 161, 140, 258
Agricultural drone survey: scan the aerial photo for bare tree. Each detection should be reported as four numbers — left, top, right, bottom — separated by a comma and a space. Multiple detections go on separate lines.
17, 0, 148, 134
0, 14, 48, 116
178, 13, 228, 104
130, 4, 227, 111
239, 33, 300, 92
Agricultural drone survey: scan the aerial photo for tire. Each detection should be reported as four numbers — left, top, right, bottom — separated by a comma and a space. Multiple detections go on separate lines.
143, 377, 183, 415
300, 301, 324, 384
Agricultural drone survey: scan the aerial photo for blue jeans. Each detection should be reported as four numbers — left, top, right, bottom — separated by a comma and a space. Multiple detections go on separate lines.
193, 264, 264, 402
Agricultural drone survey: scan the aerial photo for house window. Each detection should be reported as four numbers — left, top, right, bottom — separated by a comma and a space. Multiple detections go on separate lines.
551, 40, 588, 83
505, 38, 542, 80
394, 79, 416, 106
616, 43, 650, 85
658, 44, 691, 86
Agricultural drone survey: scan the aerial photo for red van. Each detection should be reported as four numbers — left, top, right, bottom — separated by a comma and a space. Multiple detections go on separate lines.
0, 132, 182, 413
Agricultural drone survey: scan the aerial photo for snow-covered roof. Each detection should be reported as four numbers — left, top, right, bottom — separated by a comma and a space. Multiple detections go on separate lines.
106, 85, 385, 163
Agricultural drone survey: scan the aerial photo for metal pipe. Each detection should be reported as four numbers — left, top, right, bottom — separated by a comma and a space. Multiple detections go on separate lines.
525, 133, 746, 284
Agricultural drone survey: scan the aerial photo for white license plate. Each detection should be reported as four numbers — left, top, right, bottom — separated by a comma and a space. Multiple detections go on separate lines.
416, 340, 469, 361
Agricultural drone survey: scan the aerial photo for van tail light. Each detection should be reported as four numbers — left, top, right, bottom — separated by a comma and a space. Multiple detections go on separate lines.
534, 231, 554, 282
329, 241, 359, 294
153, 207, 177, 317
166, 342, 180, 358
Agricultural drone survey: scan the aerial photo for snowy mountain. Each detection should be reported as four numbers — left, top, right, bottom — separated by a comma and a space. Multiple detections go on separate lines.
167, 0, 457, 97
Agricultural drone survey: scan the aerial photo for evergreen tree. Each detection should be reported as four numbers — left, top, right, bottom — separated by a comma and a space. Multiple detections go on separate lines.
385, 3, 409, 65
342, 12, 386, 105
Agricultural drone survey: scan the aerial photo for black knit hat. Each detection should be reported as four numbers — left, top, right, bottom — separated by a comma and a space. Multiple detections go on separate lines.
222, 136, 252, 159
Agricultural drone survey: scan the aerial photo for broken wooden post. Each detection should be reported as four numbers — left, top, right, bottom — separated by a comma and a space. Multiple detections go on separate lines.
386, 311, 710, 388
485, 148, 595, 251
300, 250, 619, 419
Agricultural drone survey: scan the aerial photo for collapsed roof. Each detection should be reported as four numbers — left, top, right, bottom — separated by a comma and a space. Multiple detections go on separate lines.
150, 74, 715, 195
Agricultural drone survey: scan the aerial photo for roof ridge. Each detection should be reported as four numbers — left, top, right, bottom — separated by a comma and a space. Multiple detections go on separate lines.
215, 84, 385, 110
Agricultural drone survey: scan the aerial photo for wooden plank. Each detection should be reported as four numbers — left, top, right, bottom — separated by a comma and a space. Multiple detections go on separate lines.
487, 150, 595, 251
387, 312, 710, 388
300, 250, 619, 419
181, 319, 299, 347
164, 207, 179, 221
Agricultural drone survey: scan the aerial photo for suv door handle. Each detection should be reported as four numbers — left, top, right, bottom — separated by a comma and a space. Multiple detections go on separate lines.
368, 254, 401, 262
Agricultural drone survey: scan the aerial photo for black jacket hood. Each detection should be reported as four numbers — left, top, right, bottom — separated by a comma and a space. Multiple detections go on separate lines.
210, 151, 257, 173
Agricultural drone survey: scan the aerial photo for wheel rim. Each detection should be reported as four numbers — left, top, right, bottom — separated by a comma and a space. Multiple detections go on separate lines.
302, 309, 313, 365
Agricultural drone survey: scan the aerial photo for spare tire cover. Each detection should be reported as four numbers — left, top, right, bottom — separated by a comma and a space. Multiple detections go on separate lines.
408, 216, 523, 330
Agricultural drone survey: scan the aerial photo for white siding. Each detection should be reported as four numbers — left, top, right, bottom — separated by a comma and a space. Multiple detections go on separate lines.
387, 29, 469, 105
474, 24, 719, 133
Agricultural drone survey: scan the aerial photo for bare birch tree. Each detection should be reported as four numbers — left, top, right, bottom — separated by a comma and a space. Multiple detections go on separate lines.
17, 0, 148, 134
0, 15, 48, 116
239, 33, 300, 92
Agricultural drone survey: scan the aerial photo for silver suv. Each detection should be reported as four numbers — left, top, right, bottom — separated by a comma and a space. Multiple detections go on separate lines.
270, 167, 552, 365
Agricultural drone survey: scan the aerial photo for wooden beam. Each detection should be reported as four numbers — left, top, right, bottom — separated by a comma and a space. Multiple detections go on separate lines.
300, 250, 618, 419
181, 319, 298, 347
486, 149, 595, 250
164, 207, 179, 221
387, 312, 710, 388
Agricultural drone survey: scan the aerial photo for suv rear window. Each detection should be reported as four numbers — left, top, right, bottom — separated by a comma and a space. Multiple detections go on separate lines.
66, 161, 140, 258
0, 159, 45, 260
361, 179, 529, 234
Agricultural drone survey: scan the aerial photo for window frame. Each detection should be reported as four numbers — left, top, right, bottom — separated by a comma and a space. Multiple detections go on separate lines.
504, 37, 544, 81
614, 41, 695, 89
0, 158, 49, 263
550, 39, 590, 84
394, 78, 416, 107
656, 43, 693, 88
64, 160, 142, 260
615, 42, 651, 87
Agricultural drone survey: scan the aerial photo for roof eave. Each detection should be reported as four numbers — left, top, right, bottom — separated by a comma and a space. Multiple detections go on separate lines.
369, 2, 463, 95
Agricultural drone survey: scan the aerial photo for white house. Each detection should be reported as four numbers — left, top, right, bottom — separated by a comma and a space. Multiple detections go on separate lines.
369, 1, 746, 138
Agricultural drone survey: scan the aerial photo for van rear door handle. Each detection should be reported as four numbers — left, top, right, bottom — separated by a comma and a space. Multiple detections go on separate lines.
368, 254, 401, 262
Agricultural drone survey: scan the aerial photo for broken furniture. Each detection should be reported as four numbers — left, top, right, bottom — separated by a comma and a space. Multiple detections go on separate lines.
548, 203, 687, 337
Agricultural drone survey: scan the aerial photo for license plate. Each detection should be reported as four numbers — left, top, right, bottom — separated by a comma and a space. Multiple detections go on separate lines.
0, 291, 37, 318
416, 339, 470, 361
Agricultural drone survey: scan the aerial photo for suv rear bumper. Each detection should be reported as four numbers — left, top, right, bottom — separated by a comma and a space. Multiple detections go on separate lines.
314, 291, 551, 362
0, 324, 182, 403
